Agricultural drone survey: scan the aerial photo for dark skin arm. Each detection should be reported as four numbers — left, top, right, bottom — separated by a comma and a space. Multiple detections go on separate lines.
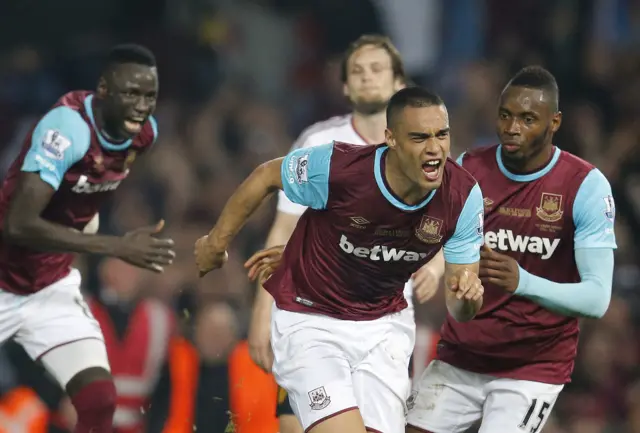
5, 173, 120, 254
4, 173, 175, 272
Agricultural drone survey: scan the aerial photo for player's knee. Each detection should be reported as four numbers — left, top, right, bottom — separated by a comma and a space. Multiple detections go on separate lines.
67, 367, 116, 430
66, 366, 113, 397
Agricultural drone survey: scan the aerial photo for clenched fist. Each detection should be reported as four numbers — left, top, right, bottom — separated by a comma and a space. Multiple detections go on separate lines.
194, 235, 228, 277
447, 268, 484, 302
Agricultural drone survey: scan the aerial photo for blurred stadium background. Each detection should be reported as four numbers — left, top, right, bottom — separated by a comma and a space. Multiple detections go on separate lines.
0, 0, 639, 432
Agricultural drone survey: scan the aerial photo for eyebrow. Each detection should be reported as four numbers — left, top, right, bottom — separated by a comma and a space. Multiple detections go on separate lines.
499, 107, 539, 117
408, 128, 450, 139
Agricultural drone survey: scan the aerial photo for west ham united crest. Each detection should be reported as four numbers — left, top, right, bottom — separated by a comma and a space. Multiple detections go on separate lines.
308, 386, 331, 410
536, 192, 564, 223
415, 215, 443, 244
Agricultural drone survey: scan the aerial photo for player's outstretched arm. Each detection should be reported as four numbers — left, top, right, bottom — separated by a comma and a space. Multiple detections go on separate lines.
5, 174, 175, 273
442, 183, 485, 322
195, 157, 285, 275
196, 142, 334, 276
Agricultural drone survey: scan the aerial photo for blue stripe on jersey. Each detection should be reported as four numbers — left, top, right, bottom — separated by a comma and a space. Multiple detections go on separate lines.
281, 142, 333, 210
374, 146, 436, 211
443, 183, 484, 264
573, 168, 617, 249
21, 106, 91, 190
455, 151, 466, 166
516, 248, 613, 318
83, 94, 132, 151
149, 115, 159, 143
496, 145, 561, 182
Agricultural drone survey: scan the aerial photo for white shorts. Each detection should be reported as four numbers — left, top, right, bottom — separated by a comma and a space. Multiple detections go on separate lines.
271, 304, 415, 433
0, 268, 105, 361
407, 360, 564, 433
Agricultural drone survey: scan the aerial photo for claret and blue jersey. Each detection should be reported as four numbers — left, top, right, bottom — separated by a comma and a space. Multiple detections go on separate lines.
263, 141, 484, 321
439, 144, 617, 385
0, 91, 157, 294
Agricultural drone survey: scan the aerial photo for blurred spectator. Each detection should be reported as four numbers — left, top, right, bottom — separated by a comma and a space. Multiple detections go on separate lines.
87, 259, 174, 433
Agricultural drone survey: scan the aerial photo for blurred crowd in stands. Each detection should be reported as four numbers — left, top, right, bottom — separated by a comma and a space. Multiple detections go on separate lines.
0, 0, 638, 432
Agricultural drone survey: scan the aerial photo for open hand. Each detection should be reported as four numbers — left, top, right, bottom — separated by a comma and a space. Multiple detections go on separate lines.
117, 220, 175, 273
244, 245, 285, 284
479, 245, 519, 293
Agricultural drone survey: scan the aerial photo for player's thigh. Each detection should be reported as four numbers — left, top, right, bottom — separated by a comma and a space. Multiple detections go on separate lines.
277, 386, 303, 433
352, 368, 406, 433
0, 289, 27, 344
480, 379, 563, 433
14, 270, 108, 381
352, 328, 413, 432
406, 360, 484, 433
39, 338, 110, 388
307, 408, 366, 433
271, 308, 360, 431
279, 414, 304, 433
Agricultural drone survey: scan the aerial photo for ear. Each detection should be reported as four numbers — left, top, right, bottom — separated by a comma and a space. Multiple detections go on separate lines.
384, 128, 395, 149
97, 76, 108, 97
551, 111, 562, 134
393, 77, 406, 92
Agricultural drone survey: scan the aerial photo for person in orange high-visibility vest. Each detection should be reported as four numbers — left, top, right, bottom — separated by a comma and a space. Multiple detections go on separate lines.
161, 337, 279, 433
0, 387, 49, 433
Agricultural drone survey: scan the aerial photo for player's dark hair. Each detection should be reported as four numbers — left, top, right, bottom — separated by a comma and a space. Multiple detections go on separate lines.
386, 87, 444, 128
341, 34, 406, 84
106, 44, 156, 69
506, 65, 559, 111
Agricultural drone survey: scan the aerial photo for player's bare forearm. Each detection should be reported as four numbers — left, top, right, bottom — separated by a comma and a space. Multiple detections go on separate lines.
445, 262, 483, 322
3, 173, 120, 255
206, 158, 284, 250
421, 248, 445, 281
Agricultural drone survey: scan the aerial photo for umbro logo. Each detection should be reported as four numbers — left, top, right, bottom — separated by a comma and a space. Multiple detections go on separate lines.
349, 216, 370, 229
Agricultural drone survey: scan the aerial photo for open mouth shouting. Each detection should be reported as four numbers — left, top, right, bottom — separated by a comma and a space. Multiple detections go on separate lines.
422, 158, 443, 181
123, 116, 146, 134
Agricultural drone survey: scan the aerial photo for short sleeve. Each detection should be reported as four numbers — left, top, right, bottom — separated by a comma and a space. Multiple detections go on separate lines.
280, 142, 334, 210
573, 169, 617, 250
21, 106, 91, 190
443, 183, 484, 264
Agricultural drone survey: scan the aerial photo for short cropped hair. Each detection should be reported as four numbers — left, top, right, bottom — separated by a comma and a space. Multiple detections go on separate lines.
507, 65, 559, 111
340, 34, 406, 84
386, 87, 444, 128
106, 44, 156, 69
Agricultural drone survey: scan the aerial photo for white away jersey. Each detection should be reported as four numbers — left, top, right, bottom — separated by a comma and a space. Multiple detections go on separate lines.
277, 114, 368, 215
